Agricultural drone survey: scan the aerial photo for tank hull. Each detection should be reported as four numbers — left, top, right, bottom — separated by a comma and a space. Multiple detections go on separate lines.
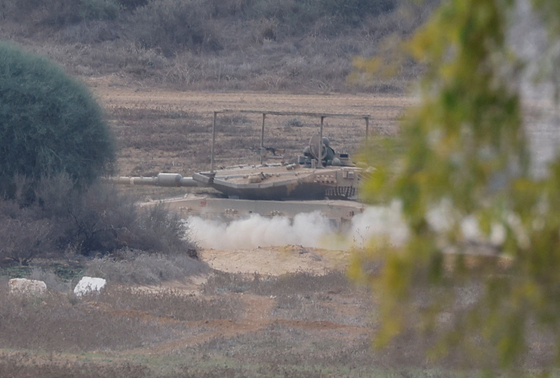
194, 164, 361, 201
208, 181, 356, 201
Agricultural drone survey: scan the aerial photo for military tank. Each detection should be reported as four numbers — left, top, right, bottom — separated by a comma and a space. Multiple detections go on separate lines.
111, 110, 371, 226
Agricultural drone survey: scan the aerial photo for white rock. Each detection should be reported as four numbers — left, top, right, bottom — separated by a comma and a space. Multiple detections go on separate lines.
9, 278, 47, 296
74, 276, 106, 296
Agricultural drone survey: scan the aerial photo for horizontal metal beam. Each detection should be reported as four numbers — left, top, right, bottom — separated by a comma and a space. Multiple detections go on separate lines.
217, 109, 370, 119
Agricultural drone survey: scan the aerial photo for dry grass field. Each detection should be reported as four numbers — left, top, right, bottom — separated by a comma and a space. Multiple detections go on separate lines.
21, 68, 557, 377
88, 76, 412, 179
0, 1, 506, 375
0, 249, 467, 378
0, 81, 445, 377
2, 77, 555, 377
2, 0, 558, 373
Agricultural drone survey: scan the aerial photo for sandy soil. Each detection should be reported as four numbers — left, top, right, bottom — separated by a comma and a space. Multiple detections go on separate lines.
200, 245, 351, 276
87, 75, 415, 117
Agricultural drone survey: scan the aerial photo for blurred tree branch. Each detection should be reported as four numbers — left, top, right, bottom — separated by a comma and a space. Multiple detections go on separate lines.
351, 0, 560, 373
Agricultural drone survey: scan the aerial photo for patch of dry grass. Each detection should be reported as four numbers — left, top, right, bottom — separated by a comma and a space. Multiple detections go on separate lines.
85, 252, 207, 285
0, 284, 178, 352
97, 285, 245, 321
0, 353, 150, 378
200, 271, 373, 326
202, 270, 354, 296
0, 265, 516, 377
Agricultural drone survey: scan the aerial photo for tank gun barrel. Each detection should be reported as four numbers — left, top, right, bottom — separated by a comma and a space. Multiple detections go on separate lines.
108, 173, 202, 187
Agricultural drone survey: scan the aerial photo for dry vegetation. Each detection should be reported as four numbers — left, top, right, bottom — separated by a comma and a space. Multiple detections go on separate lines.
0, 176, 198, 265
0, 269, 463, 377
1, 0, 423, 179
101, 90, 410, 179
1, 0, 557, 375
0, 0, 434, 93
2, 251, 534, 376
0, 1, 448, 376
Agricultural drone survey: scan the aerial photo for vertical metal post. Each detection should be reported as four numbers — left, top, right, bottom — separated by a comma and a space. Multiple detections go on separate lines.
319, 116, 324, 168
365, 117, 369, 144
260, 113, 266, 165
211, 111, 217, 173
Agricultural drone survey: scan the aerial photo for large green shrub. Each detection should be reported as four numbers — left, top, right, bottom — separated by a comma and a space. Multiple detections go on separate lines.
0, 42, 115, 194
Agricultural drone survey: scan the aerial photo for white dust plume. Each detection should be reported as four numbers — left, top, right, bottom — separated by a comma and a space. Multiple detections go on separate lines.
186, 202, 407, 250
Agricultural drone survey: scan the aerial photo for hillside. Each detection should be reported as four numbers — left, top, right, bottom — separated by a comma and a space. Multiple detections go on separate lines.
0, 0, 435, 93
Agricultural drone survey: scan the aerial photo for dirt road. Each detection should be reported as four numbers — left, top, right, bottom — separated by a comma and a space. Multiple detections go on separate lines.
87, 76, 415, 118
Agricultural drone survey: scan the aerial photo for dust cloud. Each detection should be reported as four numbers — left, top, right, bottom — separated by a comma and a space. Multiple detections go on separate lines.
186, 202, 407, 250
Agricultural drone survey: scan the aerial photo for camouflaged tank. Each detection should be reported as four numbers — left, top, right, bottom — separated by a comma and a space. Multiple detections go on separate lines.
113, 134, 362, 201
110, 110, 371, 225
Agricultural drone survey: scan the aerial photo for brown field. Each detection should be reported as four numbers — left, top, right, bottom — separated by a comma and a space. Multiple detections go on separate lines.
0, 84, 436, 377
3, 82, 552, 376
2, 245, 463, 377
88, 76, 413, 179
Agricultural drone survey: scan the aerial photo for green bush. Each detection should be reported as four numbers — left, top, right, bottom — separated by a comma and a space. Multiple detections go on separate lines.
0, 42, 114, 195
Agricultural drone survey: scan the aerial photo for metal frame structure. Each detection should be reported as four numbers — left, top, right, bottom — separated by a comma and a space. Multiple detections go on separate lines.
211, 110, 370, 172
